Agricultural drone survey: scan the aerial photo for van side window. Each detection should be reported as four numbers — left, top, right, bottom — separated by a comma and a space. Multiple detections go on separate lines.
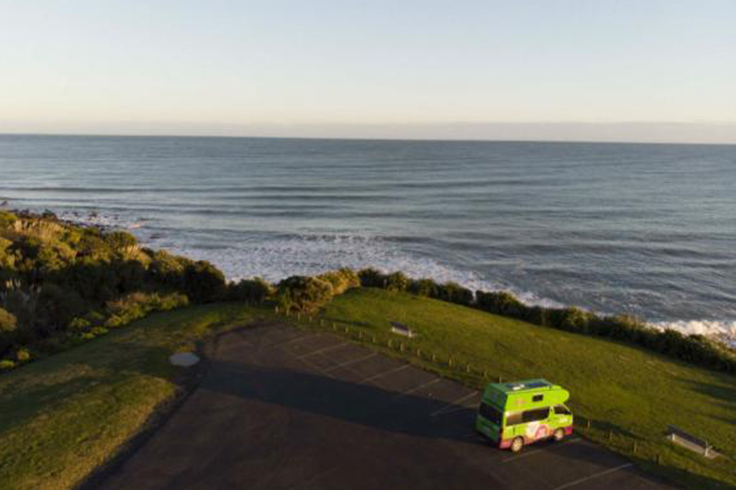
532, 394, 544, 402
554, 405, 570, 415
506, 412, 523, 426
521, 408, 549, 423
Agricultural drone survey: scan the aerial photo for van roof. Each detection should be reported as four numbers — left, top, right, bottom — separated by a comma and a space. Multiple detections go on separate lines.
492, 379, 557, 394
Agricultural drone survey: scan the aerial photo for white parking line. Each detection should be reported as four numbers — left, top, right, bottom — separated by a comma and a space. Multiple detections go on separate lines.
550, 463, 633, 490
360, 364, 410, 383
295, 355, 336, 379
430, 391, 479, 417
324, 352, 378, 372
393, 378, 441, 399
263, 333, 314, 350
501, 438, 581, 463
294, 342, 350, 361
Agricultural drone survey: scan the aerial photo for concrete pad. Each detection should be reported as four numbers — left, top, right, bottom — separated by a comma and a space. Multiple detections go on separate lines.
168, 352, 200, 367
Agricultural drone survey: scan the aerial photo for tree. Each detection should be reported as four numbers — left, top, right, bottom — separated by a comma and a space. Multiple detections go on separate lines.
276, 276, 333, 313
183, 260, 226, 303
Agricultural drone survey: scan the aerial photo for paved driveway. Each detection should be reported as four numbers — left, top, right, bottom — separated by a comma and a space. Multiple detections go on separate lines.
96, 324, 679, 490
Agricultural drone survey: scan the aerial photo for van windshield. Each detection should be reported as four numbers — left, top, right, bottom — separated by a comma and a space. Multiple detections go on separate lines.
478, 402, 503, 426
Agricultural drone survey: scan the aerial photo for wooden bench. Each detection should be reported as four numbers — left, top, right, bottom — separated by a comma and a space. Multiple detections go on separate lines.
666, 425, 718, 459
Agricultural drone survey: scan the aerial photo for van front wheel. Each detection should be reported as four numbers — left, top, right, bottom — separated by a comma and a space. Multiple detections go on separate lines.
553, 428, 565, 441
510, 437, 524, 453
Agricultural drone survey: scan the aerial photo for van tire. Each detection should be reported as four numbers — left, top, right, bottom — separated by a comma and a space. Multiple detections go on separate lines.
554, 428, 565, 441
510, 437, 524, 453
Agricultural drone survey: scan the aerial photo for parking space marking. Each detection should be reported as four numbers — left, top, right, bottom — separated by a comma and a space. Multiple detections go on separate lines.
324, 352, 378, 372
550, 463, 633, 490
430, 391, 478, 417
392, 378, 441, 399
294, 342, 350, 361
262, 332, 316, 350
295, 355, 336, 379
360, 364, 410, 383
501, 438, 581, 463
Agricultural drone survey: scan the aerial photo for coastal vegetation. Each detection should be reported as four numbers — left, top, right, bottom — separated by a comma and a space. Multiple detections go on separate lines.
2, 210, 733, 377
1, 209, 735, 490
0, 210, 252, 371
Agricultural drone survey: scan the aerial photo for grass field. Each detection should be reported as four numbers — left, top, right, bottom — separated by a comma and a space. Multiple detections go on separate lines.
314, 288, 736, 490
0, 303, 255, 490
2, 289, 735, 490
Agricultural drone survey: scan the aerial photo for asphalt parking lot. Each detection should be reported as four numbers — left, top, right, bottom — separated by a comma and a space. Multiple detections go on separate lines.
96, 323, 679, 490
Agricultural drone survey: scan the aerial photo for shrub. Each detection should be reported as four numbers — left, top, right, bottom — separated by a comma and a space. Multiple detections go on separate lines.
158, 292, 189, 311
358, 268, 387, 288
15, 347, 31, 362
317, 268, 359, 295
0, 210, 18, 229
106, 231, 138, 257
148, 250, 188, 289
69, 317, 92, 332
228, 277, 273, 303
183, 260, 226, 303
435, 281, 473, 306
39, 283, 88, 329
408, 278, 439, 297
0, 359, 16, 370
557, 307, 594, 333
385, 271, 410, 292
276, 276, 334, 313
0, 307, 17, 333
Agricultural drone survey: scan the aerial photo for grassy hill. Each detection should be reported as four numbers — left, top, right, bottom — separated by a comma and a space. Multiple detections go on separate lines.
315, 288, 736, 490
1, 287, 735, 490
0, 303, 255, 490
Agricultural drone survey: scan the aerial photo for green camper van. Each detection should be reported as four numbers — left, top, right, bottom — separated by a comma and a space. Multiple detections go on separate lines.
475, 379, 573, 452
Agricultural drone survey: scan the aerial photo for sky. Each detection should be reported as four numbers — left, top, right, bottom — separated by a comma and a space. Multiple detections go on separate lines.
1, 0, 735, 143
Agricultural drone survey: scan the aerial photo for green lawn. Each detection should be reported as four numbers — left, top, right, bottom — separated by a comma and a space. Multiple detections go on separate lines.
2, 290, 735, 490
317, 288, 736, 490
0, 302, 256, 490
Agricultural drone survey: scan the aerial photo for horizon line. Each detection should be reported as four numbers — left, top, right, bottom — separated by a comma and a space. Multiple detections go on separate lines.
1, 130, 735, 147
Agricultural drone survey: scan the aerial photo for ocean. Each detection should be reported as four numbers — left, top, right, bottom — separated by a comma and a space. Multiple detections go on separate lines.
1, 134, 734, 341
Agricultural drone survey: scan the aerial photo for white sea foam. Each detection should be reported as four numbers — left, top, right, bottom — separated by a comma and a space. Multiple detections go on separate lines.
652, 319, 736, 347
57, 209, 736, 348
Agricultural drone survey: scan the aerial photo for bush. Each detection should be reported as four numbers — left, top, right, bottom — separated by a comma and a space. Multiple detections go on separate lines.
0, 210, 18, 229
435, 281, 473, 306
15, 347, 31, 362
317, 268, 360, 295
39, 284, 88, 330
557, 307, 594, 333
276, 276, 334, 313
0, 359, 16, 370
358, 268, 387, 288
183, 260, 226, 303
158, 292, 189, 311
148, 250, 188, 289
385, 271, 410, 292
69, 317, 92, 332
228, 277, 273, 303
0, 307, 17, 333
408, 278, 439, 297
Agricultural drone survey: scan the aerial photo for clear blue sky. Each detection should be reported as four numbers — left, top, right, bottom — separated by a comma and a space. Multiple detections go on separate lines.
1, 0, 735, 142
